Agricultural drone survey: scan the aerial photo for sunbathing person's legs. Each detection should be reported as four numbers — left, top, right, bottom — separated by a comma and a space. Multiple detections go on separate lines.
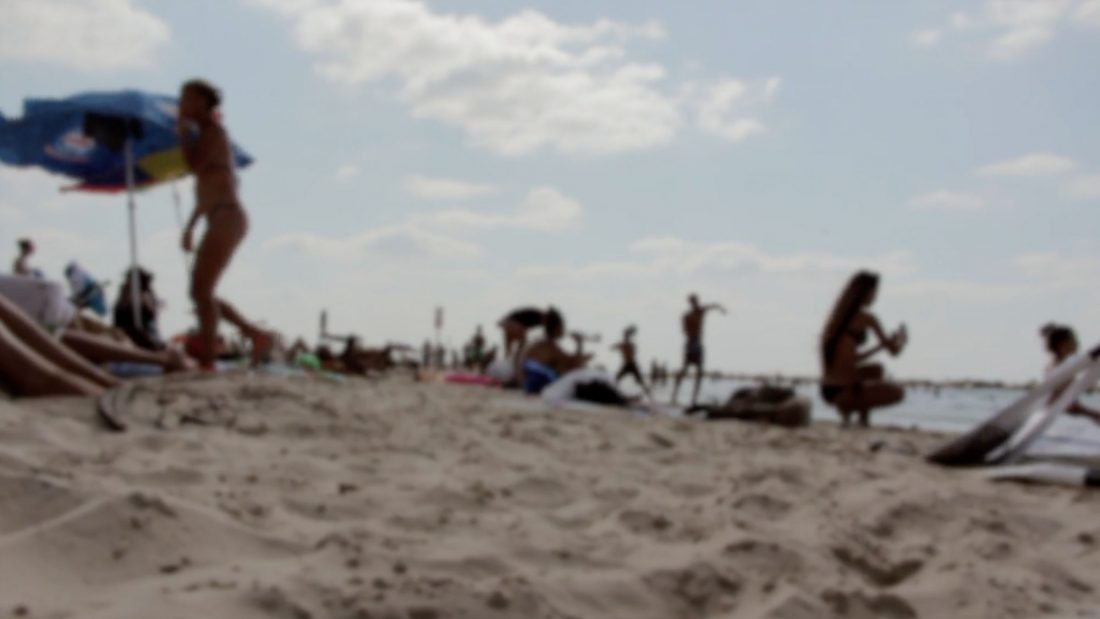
60, 331, 189, 372
0, 294, 117, 390
0, 321, 103, 396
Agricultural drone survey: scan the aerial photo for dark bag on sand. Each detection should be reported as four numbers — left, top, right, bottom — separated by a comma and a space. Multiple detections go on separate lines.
574, 381, 630, 406
703, 385, 811, 428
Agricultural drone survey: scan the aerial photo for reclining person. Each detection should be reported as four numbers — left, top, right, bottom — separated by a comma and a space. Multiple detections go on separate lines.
0, 291, 190, 397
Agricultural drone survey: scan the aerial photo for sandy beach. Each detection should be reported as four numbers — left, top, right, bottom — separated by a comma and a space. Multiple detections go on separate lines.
1, 371, 1098, 619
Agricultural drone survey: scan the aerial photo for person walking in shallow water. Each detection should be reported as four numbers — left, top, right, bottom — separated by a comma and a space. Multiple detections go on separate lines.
177, 79, 272, 370
671, 293, 726, 406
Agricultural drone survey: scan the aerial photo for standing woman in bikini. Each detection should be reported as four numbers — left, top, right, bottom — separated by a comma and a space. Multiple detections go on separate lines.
178, 79, 271, 370
819, 270, 906, 426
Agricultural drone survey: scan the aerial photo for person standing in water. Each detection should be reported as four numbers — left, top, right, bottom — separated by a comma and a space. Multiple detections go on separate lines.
177, 79, 271, 370
613, 326, 651, 397
819, 270, 906, 427
671, 293, 726, 406
1040, 323, 1100, 426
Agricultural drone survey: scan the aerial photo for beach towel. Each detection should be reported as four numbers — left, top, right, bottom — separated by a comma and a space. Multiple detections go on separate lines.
0, 274, 76, 333
523, 360, 559, 394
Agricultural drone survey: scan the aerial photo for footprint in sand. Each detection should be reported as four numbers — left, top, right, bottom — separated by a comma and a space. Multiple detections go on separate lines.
0, 474, 85, 536
830, 545, 924, 588
722, 539, 805, 579
504, 476, 574, 510
821, 589, 919, 619
642, 561, 743, 614
618, 509, 675, 538
731, 493, 793, 520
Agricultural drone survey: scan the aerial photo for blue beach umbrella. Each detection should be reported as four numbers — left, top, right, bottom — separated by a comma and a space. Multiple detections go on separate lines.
0, 90, 254, 323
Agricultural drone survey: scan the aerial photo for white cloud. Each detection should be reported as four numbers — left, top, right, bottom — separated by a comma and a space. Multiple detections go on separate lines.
1015, 250, 1100, 287
428, 186, 582, 232
1063, 174, 1100, 200
695, 77, 780, 143
909, 191, 987, 211
266, 224, 482, 260
0, 0, 170, 71
403, 175, 499, 201
250, 0, 778, 155
335, 164, 360, 179
911, 29, 944, 48
891, 278, 1035, 302
1078, 0, 1100, 27
914, 0, 1099, 60
977, 152, 1077, 177
625, 236, 914, 277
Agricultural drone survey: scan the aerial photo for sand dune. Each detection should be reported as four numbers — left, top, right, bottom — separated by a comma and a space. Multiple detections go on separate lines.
1, 372, 1098, 618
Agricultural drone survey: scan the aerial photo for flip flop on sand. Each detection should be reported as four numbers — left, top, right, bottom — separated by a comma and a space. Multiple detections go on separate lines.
95, 384, 134, 432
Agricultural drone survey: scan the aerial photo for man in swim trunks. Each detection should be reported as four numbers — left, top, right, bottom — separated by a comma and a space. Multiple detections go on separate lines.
520, 307, 591, 394
671, 293, 726, 406
178, 79, 273, 370
613, 325, 651, 397
498, 306, 545, 358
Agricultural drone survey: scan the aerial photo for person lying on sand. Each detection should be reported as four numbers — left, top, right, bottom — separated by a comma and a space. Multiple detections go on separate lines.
339, 337, 406, 375
671, 293, 726, 406
498, 307, 545, 358
0, 291, 190, 397
819, 270, 906, 427
1041, 323, 1100, 426
613, 325, 651, 397
519, 307, 591, 395
177, 79, 273, 370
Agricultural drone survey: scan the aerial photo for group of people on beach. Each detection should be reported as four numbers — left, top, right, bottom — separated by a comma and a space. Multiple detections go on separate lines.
1, 78, 1097, 432
0, 79, 270, 396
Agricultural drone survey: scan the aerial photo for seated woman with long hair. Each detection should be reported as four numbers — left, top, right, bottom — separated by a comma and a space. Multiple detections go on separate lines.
1040, 323, 1100, 426
819, 270, 906, 426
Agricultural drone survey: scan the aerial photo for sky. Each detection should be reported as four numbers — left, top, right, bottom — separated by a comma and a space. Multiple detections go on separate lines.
1, 0, 1099, 382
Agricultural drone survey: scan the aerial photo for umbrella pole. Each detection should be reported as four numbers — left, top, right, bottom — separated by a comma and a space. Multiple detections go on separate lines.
125, 138, 141, 331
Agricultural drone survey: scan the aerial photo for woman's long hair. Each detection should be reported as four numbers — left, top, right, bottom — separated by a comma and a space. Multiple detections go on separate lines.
115, 267, 154, 307
821, 270, 880, 369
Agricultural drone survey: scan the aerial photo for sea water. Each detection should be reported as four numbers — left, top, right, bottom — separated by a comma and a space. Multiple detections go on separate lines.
644, 377, 1100, 458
